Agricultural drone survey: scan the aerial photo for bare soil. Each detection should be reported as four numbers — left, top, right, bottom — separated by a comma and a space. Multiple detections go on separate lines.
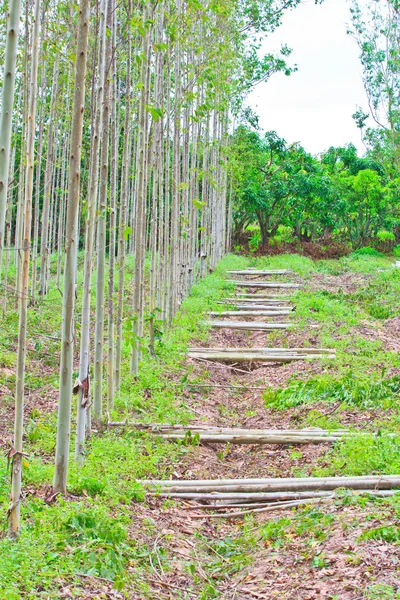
131, 271, 400, 599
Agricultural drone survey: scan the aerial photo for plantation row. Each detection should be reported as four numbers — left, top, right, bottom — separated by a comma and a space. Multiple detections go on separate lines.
0, 0, 318, 536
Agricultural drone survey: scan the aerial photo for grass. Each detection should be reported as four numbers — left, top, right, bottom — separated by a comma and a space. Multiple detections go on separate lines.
1, 251, 400, 597
0, 253, 235, 598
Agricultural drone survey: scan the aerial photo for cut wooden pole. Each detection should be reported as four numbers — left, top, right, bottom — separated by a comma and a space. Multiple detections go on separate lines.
141, 475, 400, 493
231, 281, 300, 289
108, 423, 348, 435
189, 351, 334, 362
188, 347, 335, 355
227, 270, 292, 275
221, 299, 292, 305
158, 490, 397, 503
209, 310, 293, 317
160, 433, 343, 444
206, 321, 292, 331
196, 497, 330, 519
235, 293, 293, 298
186, 382, 267, 391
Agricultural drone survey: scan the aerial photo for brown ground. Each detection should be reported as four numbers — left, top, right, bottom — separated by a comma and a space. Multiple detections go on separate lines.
129, 273, 400, 599
2, 272, 399, 598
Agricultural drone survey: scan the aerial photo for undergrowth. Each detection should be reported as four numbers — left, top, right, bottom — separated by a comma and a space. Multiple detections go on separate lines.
1, 252, 400, 597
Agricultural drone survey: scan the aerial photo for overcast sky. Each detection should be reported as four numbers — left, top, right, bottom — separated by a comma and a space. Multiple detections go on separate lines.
247, 0, 369, 155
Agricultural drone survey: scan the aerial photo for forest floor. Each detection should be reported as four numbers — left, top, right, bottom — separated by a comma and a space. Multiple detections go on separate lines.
1, 252, 400, 599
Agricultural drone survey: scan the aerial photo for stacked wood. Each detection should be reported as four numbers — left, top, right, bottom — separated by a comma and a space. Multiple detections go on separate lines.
139, 475, 400, 517
143, 475, 400, 492
235, 293, 293, 299
236, 292, 293, 297
206, 320, 292, 331
219, 299, 292, 305
189, 347, 335, 362
227, 270, 292, 276
231, 281, 300, 289
209, 310, 293, 317
188, 347, 335, 354
217, 304, 294, 311
107, 423, 348, 444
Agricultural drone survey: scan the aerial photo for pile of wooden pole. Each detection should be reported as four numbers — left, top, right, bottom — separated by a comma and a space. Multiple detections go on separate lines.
217, 303, 294, 310
140, 475, 400, 517
235, 293, 293, 298
206, 320, 292, 332
106, 423, 348, 444
219, 299, 292, 305
189, 346, 335, 362
231, 281, 300, 289
227, 270, 292, 276
209, 309, 293, 317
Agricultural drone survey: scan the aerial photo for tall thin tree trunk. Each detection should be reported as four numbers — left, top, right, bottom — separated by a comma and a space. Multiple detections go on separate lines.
93, 0, 112, 419
115, 8, 131, 393
10, 0, 40, 537
53, 0, 90, 493
0, 0, 22, 283
107, 0, 117, 409
38, 60, 59, 295
130, 12, 151, 375
75, 0, 108, 462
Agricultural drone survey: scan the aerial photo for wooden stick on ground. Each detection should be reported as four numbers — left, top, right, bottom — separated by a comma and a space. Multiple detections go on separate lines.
235, 293, 293, 298
231, 281, 301, 289
209, 310, 293, 317
220, 299, 293, 305
189, 351, 335, 363
185, 382, 267, 391
206, 321, 292, 331
141, 474, 400, 492
218, 303, 294, 310
188, 347, 335, 355
227, 270, 292, 275
193, 496, 331, 519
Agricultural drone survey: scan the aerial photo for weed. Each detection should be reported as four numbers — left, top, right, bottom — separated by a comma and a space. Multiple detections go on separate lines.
359, 525, 400, 544
264, 373, 400, 411
364, 583, 400, 599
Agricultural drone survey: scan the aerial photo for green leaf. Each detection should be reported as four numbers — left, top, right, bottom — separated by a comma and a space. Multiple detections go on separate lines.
124, 226, 132, 240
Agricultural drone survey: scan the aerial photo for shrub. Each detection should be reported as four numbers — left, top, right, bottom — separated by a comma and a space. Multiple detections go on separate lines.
248, 228, 261, 252
350, 247, 385, 257
377, 230, 396, 242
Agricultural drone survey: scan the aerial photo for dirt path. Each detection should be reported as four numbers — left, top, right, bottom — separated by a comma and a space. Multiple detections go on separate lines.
131, 273, 400, 599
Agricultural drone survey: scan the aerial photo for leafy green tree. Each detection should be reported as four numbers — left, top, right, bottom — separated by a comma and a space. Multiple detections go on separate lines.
230, 126, 333, 245
337, 169, 390, 248
350, 0, 400, 174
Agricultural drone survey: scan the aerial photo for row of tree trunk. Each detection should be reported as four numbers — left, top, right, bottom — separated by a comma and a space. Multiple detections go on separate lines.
0, 0, 242, 536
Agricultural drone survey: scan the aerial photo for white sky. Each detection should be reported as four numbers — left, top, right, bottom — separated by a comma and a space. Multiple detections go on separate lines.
247, 0, 369, 155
